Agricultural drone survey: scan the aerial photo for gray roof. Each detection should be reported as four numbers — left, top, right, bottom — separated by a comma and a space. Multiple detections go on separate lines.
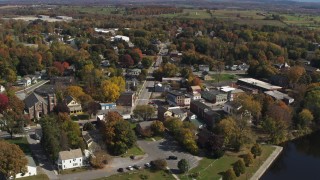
24, 93, 47, 109
169, 108, 186, 115
191, 100, 210, 110
59, 149, 83, 160
65, 95, 75, 104
264, 90, 293, 101
168, 90, 184, 96
138, 121, 154, 129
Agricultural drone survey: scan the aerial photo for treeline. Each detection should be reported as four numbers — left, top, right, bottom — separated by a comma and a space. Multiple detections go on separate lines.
126, 6, 183, 15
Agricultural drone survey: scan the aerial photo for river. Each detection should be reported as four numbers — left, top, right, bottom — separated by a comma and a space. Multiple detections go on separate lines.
262, 131, 320, 180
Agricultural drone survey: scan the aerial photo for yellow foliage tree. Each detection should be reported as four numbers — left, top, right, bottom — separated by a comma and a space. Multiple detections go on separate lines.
101, 80, 120, 102
66, 86, 85, 100
110, 76, 125, 92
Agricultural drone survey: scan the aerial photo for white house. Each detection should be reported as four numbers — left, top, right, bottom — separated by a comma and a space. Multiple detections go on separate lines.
19, 77, 31, 87
113, 35, 130, 42
58, 149, 83, 170
66, 96, 82, 114
0, 85, 5, 93
15, 156, 37, 179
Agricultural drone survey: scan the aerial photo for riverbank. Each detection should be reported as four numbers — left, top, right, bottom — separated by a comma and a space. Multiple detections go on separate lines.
250, 146, 283, 180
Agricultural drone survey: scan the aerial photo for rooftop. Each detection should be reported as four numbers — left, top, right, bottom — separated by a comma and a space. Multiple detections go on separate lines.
264, 90, 293, 100
138, 121, 154, 129
59, 149, 83, 160
238, 78, 282, 90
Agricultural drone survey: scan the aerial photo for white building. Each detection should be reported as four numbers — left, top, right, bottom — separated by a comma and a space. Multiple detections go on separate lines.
0, 85, 5, 93
113, 35, 130, 42
58, 149, 83, 170
15, 156, 37, 179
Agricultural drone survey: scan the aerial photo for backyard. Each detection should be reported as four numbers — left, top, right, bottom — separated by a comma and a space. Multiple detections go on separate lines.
6, 137, 31, 155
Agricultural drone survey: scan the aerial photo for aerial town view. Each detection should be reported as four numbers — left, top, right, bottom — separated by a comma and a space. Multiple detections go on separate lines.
0, 0, 320, 179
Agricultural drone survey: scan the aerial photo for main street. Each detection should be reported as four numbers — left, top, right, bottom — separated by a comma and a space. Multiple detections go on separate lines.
15, 80, 49, 100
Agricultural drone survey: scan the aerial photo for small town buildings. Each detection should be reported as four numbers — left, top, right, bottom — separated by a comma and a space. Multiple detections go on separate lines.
223, 101, 242, 115
127, 69, 141, 76
158, 106, 188, 121
20, 77, 31, 87
218, 86, 245, 101
190, 85, 201, 94
136, 121, 154, 136
264, 90, 294, 104
100, 103, 116, 110
15, 156, 37, 179
186, 93, 202, 100
117, 92, 136, 107
82, 131, 93, 148
201, 90, 228, 104
50, 76, 75, 86
237, 78, 282, 92
24, 93, 56, 119
166, 91, 191, 107
66, 96, 82, 114
0, 85, 5, 93
154, 82, 171, 92
57, 149, 83, 170
190, 101, 221, 128
112, 35, 130, 42
199, 65, 210, 72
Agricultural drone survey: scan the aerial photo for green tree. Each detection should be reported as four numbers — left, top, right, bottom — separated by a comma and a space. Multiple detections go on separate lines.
178, 159, 189, 173
133, 105, 155, 121
233, 159, 246, 177
243, 152, 254, 167
142, 57, 154, 68
262, 116, 287, 144
0, 111, 24, 139
251, 144, 262, 158
223, 168, 237, 180
0, 140, 28, 179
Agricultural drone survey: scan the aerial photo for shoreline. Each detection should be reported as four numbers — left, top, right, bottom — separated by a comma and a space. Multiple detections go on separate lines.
250, 146, 283, 180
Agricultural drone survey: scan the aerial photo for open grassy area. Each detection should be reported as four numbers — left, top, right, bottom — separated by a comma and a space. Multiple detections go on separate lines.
179, 145, 276, 180
58, 6, 124, 15
99, 169, 174, 180
281, 13, 320, 29
60, 167, 89, 175
210, 74, 237, 82
19, 174, 49, 180
6, 137, 31, 155
121, 144, 145, 157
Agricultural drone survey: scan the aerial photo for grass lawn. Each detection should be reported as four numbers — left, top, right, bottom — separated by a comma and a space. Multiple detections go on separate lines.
121, 144, 145, 157
60, 167, 89, 175
179, 145, 276, 180
98, 169, 174, 180
210, 74, 237, 82
19, 174, 49, 180
6, 137, 31, 155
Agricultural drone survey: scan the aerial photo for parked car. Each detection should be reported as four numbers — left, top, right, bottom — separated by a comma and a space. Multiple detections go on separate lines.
117, 168, 124, 172
130, 155, 135, 160
133, 165, 142, 170
127, 166, 134, 171
144, 163, 151, 168
168, 155, 178, 160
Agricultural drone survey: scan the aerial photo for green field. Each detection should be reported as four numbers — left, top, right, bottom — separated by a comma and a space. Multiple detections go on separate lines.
99, 169, 174, 180
121, 144, 145, 157
210, 74, 237, 82
58, 6, 124, 15
281, 13, 320, 29
6, 137, 31, 155
179, 145, 276, 180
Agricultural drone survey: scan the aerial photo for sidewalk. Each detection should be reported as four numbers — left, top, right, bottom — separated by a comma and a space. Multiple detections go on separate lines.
250, 146, 283, 180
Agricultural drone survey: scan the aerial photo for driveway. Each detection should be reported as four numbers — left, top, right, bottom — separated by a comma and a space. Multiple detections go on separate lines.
138, 136, 201, 173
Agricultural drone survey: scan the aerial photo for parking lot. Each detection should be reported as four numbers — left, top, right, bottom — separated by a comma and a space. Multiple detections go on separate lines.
137, 135, 202, 173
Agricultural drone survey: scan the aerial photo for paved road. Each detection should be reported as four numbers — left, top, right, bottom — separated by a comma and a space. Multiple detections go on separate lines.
26, 128, 59, 179
16, 80, 49, 100
138, 136, 201, 173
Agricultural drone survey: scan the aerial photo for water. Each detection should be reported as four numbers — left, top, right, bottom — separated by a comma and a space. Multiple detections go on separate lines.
262, 131, 320, 180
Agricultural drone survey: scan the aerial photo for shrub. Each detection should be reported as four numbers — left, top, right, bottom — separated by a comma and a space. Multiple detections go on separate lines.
151, 159, 167, 170
223, 168, 237, 180
243, 152, 254, 167
233, 159, 246, 177
251, 143, 262, 158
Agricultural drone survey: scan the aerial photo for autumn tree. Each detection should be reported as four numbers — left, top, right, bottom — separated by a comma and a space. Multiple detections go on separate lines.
142, 57, 154, 68
101, 80, 121, 102
243, 152, 254, 167
297, 109, 314, 129
121, 54, 134, 68
223, 168, 237, 180
83, 101, 100, 117
262, 116, 287, 144
150, 120, 165, 136
65, 86, 86, 100
0, 94, 9, 113
206, 134, 225, 158
151, 159, 167, 170
0, 111, 24, 139
0, 141, 28, 179
133, 105, 155, 121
